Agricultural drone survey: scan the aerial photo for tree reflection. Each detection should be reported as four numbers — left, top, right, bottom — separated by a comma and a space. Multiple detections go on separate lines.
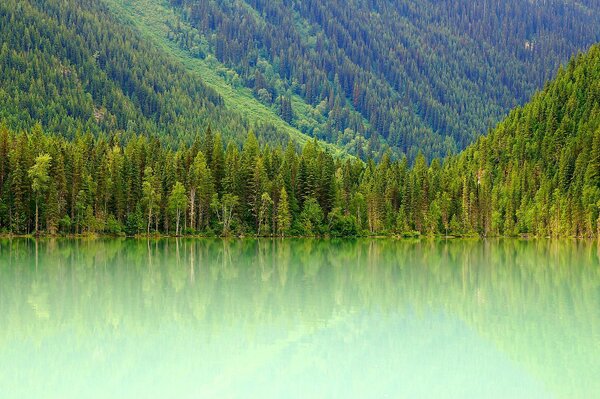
0, 238, 598, 397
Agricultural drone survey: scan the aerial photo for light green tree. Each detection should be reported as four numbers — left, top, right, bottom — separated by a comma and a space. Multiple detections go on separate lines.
28, 153, 52, 234
211, 193, 239, 235
168, 182, 188, 236
258, 192, 273, 236
142, 167, 161, 235
300, 197, 324, 236
189, 151, 214, 231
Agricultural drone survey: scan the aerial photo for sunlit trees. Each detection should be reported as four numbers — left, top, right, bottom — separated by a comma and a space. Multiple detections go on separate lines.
258, 192, 273, 236
211, 194, 239, 235
299, 198, 324, 236
190, 152, 214, 231
28, 154, 52, 234
277, 188, 292, 237
1, 43, 600, 238
142, 167, 161, 235
168, 182, 188, 236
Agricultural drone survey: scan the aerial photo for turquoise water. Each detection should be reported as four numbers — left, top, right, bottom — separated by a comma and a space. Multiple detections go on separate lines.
0, 239, 598, 398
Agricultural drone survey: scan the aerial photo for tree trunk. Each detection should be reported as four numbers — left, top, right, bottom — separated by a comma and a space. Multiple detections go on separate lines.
147, 208, 152, 236
189, 189, 196, 231
35, 198, 39, 235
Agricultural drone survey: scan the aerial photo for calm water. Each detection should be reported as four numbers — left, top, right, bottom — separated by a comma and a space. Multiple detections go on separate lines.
0, 239, 599, 398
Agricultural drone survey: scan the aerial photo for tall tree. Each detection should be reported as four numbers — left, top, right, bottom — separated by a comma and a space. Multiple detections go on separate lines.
168, 181, 188, 236
277, 187, 292, 237
142, 167, 161, 235
211, 193, 239, 235
28, 154, 52, 234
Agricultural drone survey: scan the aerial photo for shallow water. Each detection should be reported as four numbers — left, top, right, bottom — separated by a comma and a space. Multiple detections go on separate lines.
0, 238, 598, 398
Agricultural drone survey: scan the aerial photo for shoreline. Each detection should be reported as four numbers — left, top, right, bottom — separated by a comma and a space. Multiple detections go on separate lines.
0, 233, 594, 240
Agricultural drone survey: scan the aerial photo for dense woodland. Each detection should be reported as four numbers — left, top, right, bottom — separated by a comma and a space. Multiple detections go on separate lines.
2, 0, 600, 162
1, 44, 599, 238
167, 0, 600, 160
0, 0, 293, 149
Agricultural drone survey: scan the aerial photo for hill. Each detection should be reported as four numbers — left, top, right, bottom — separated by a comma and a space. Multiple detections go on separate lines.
3, 0, 599, 162
0, 0, 328, 150
142, 0, 600, 159
440, 46, 600, 237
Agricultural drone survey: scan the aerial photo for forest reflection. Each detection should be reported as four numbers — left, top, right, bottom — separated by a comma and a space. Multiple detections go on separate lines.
0, 238, 598, 398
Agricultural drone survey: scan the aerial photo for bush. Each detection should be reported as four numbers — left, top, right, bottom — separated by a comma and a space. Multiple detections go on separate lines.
328, 208, 358, 237
59, 216, 72, 234
105, 215, 124, 235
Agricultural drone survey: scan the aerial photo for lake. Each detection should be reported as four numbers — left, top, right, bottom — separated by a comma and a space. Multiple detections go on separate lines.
0, 238, 598, 398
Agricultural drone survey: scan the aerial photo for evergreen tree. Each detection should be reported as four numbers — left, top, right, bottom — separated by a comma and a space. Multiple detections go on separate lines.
258, 192, 273, 236
277, 187, 292, 237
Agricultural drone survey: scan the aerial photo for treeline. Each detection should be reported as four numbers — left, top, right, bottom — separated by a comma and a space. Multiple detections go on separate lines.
2, 44, 600, 238
0, 125, 598, 237
168, 0, 600, 160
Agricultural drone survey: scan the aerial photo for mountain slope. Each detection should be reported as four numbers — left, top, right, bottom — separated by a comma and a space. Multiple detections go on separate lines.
440, 45, 600, 237
150, 0, 600, 159
6, 0, 597, 161
101, 0, 325, 150
0, 0, 331, 151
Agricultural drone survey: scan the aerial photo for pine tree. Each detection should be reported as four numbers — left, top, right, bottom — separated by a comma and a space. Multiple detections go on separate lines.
212, 133, 225, 195
203, 125, 214, 166
277, 187, 292, 237
251, 157, 269, 228
46, 182, 60, 235
191, 152, 214, 230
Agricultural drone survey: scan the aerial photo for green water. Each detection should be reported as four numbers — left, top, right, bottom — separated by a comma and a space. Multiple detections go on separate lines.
0, 239, 598, 398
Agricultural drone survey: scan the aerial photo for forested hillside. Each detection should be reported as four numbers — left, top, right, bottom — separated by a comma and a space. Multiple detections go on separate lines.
1, 45, 599, 237
3, 0, 599, 161
0, 0, 312, 148
164, 0, 600, 159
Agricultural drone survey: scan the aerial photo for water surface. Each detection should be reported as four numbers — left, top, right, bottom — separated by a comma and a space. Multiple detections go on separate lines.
0, 239, 598, 398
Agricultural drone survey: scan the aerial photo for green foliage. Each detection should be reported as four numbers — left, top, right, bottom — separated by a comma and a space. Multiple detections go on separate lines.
168, 182, 188, 236
28, 154, 52, 199
0, 0, 329, 155
28, 153, 52, 233
277, 187, 292, 237
164, 0, 600, 160
328, 208, 358, 237
299, 198, 324, 236
211, 193, 239, 236
1, 45, 600, 237
142, 167, 161, 234
8, 0, 600, 163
